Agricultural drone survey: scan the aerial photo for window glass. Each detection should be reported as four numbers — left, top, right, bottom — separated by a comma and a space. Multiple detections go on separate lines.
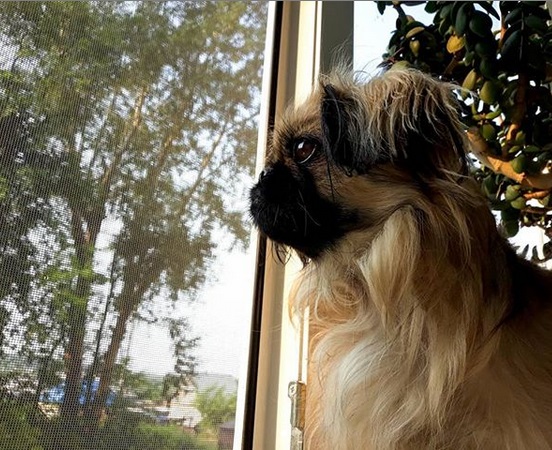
0, 2, 267, 449
354, 2, 432, 74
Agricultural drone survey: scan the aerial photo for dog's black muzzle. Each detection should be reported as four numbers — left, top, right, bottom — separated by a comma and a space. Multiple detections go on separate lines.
249, 162, 353, 259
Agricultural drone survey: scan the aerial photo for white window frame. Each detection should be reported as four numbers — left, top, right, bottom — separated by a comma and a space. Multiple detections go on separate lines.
234, 3, 353, 449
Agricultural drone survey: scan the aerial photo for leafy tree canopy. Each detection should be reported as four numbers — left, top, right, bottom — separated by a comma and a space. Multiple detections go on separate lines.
0, 0, 267, 430
194, 386, 237, 432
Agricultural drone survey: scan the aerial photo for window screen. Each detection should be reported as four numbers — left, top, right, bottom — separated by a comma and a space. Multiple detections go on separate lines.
0, 2, 267, 449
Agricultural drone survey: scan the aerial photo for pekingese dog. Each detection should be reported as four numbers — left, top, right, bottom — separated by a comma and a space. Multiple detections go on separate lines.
249, 69, 552, 449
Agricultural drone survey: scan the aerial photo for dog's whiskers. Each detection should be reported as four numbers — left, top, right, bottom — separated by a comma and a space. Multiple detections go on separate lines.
272, 205, 280, 227
297, 190, 321, 230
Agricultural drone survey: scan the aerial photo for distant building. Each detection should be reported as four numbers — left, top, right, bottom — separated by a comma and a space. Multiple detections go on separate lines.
218, 420, 235, 449
194, 373, 238, 395
166, 373, 237, 430
167, 385, 202, 428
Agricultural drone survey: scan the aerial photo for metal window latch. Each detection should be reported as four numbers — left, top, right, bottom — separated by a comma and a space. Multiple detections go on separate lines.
289, 381, 306, 450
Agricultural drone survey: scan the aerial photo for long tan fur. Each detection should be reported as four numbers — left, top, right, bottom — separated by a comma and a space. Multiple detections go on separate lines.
281, 70, 552, 449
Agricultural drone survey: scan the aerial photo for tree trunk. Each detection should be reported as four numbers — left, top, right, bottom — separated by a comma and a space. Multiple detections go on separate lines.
60, 207, 102, 425
87, 253, 161, 425
60, 274, 90, 425
88, 303, 132, 424
83, 252, 118, 412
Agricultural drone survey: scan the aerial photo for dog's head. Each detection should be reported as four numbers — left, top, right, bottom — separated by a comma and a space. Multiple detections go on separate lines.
249, 69, 469, 262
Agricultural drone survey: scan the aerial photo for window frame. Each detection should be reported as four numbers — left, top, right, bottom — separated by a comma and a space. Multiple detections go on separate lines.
235, 3, 354, 449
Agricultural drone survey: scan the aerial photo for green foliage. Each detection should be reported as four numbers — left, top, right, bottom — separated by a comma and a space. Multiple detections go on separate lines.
375, 1, 552, 257
113, 364, 164, 403
162, 373, 186, 407
131, 423, 215, 450
0, 0, 266, 438
195, 386, 237, 432
0, 398, 42, 450
36, 411, 215, 450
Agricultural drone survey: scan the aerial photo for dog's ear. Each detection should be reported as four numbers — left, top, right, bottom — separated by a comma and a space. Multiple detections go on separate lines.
387, 72, 469, 177
321, 83, 352, 166
321, 83, 370, 174
404, 91, 468, 178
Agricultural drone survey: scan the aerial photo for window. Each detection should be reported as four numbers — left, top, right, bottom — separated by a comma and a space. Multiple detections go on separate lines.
0, 2, 267, 449
243, 3, 353, 449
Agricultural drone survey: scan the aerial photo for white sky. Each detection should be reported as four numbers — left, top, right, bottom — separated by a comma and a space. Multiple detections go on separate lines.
127, 247, 254, 378
354, 2, 433, 72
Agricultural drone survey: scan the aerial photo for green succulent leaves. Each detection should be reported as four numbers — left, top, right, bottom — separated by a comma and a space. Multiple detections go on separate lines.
377, 1, 552, 241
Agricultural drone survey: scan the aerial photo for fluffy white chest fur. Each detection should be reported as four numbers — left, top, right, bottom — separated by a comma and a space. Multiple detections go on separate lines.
295, 213, 552, 450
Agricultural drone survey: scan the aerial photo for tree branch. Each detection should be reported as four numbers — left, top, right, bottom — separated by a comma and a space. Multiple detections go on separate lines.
100, 86, 148, 201
467, 126, 552, 190
505, 74, 529, 149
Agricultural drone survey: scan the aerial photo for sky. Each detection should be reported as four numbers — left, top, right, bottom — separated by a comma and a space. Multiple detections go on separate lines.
127, 248, 254, 378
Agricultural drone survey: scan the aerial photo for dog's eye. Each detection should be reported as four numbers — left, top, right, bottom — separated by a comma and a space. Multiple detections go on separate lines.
293, 139, 318, 164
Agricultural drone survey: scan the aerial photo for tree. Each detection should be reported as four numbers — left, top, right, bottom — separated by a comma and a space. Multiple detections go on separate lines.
117, 369, 163, 403
375, 1, 552, 259
87, 1, 266, 425
195, 386, 237, 432
0, 0, 267, 432
0, 2, 131, 424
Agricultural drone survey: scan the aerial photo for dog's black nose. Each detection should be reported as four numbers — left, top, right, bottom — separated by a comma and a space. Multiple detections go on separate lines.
259, 167, 272, 180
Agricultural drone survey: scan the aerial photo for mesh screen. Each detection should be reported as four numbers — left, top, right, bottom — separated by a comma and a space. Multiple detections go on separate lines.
0, 2, 267, 449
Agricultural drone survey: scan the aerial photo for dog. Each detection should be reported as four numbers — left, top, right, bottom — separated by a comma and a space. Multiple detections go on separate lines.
249, 68, 552, 449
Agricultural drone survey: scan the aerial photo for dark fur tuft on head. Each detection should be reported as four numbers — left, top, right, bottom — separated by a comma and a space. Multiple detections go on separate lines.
319, 69, 469, 180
